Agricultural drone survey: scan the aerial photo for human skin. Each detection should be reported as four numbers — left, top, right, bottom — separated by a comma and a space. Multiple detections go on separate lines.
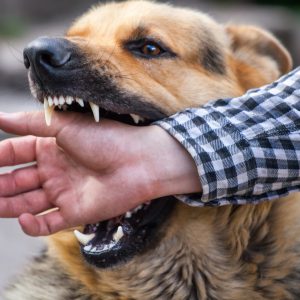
0, 111, 201, 236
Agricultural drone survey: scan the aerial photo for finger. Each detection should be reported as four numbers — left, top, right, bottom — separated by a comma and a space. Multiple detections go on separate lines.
19, 210, 68, 236
0, 111, 83, 138
0, 136, 37, 167
0, 189, 53, 218
0, 165, 41, 197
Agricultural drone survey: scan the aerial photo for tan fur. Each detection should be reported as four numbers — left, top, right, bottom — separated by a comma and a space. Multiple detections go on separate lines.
6, 1, 300, 299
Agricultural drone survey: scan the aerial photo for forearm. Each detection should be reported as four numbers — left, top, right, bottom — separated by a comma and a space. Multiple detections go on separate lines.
154, 67, 300, 206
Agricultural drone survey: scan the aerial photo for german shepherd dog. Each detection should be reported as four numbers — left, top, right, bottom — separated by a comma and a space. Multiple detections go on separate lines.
4, 1, 300, 299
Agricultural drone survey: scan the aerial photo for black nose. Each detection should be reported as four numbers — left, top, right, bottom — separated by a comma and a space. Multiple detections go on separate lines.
23, 37, 72, 73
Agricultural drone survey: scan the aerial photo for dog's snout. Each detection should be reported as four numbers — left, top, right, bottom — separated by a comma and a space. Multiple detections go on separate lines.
23, 37, 72, 73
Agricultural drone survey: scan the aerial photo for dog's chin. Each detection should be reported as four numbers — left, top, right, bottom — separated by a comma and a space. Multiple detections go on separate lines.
30, 82, 176, 268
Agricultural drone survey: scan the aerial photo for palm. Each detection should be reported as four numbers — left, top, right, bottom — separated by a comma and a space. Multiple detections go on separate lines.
35, 137, 85, 220
0, 111, 146, 236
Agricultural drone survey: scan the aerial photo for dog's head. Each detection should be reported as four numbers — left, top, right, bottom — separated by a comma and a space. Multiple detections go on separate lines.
24, 0, 291, 278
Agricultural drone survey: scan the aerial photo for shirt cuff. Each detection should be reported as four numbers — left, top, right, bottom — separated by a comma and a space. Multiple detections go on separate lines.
155, 106, 257, 206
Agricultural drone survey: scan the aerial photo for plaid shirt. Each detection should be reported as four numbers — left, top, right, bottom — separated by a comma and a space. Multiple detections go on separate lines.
156, 67, 300, 207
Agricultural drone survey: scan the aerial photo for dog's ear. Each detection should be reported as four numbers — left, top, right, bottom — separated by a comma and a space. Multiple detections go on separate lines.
226, 25, 292, 89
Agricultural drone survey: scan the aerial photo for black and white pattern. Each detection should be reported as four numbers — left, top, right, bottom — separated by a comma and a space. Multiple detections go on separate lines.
155, 67, 300, 206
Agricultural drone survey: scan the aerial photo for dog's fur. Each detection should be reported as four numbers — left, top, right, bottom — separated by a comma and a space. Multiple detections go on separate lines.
4, 1, 300, 299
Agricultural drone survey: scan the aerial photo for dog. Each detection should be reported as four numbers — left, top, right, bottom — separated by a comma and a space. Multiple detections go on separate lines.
4, 1, 300, 299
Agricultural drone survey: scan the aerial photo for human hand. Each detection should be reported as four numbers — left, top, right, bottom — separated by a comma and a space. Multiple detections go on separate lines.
0, 111, 201, 236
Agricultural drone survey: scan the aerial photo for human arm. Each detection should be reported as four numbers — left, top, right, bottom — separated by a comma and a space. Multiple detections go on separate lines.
156, 67, 300, 206
0, 112, 201, 236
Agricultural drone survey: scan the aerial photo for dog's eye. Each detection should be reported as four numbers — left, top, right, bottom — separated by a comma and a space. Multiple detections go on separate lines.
141, 43, 162, 56
125, 39, 176, 59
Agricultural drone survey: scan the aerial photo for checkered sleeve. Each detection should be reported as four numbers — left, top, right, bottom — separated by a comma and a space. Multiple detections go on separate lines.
155, 67, 300, 206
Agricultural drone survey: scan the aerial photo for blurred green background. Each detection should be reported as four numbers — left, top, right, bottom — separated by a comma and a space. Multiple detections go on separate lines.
0, 0, 299, 295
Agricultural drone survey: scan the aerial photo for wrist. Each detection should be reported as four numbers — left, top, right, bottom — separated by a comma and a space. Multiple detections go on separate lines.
140, 125, 202, 200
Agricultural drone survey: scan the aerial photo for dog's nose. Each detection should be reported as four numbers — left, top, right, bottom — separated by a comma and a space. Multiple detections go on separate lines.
23, 37, 72, 72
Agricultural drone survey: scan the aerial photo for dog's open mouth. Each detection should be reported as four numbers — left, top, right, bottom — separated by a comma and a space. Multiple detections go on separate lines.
34, 93, 175, 268
77, 197, 173, 268
42, 95, 153, 126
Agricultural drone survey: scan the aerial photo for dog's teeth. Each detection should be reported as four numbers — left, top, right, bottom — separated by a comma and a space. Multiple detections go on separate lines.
73, 230, 95, 246
130, 114, 141, 124
130, 114, 144, 124
47, 96, 54, 107
91, 247, 98, 253
76, 98, 85, 107
113, 226, 124, 243
89, 102, 100, 122
66, 96, 73, 105
84, 244, 92, 252
133, 205, 143, 213
125, 211, 132, 219
44, 98, 55, 126
59, 96, 65, 105
53, 96, 59, 106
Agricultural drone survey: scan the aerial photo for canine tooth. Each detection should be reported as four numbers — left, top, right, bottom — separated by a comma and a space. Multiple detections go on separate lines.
130, 114, 141, 124
58, 96, 65, 105
113, 226, 124, 242
104, 243, 114, 251
47, 96, 54, 107
73, 230, 95, 246
89, 102, 100, 122
125, 211, 132, 219
66, 96, 73, 105
53, 96, 59, 106
44, 99, 55, 126
76, 98, 84, 107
